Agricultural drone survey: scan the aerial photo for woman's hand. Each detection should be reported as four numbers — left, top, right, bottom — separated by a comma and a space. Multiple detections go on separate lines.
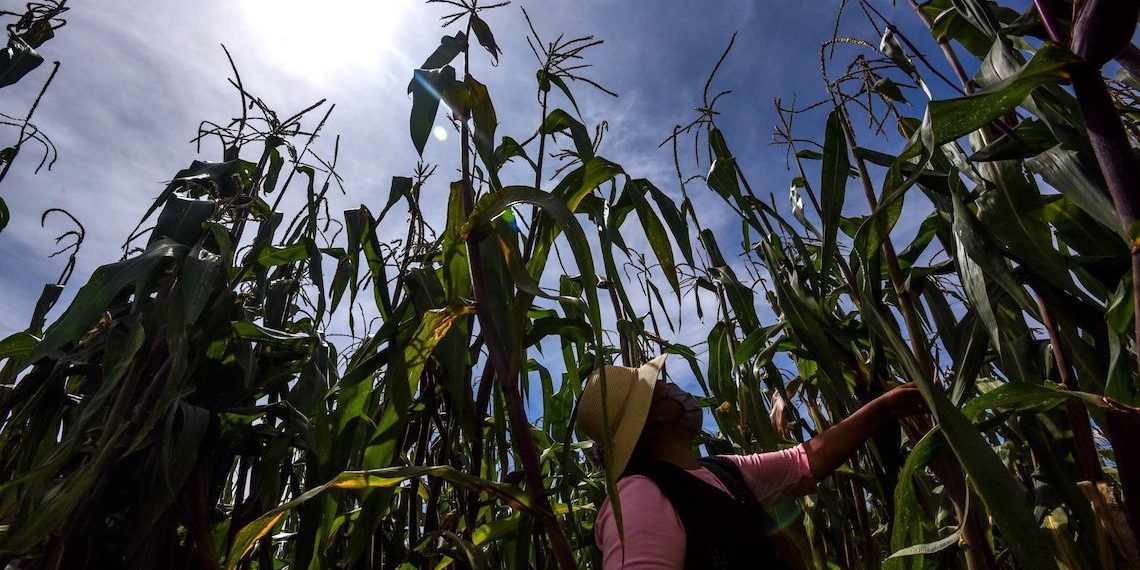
874, 384, 927, 420
804, 383, 928, 481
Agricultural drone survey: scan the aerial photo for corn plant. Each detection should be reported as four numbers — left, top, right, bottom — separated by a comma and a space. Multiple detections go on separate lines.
0, 0, 68, 231
0, 1, 690, 568
661, 0, 1140, 568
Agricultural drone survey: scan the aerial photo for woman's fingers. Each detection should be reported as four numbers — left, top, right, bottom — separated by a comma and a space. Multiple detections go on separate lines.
885, 384, 928, 418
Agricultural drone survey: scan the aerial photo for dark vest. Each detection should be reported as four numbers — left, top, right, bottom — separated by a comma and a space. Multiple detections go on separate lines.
624, 456, 791, 570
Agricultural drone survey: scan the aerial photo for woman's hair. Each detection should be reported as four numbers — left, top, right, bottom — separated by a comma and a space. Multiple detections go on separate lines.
588, 440, 606, 467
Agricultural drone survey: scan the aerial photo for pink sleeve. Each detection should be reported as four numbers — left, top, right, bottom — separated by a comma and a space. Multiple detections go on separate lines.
594, 475, 686, 569
721, 443, 816, 506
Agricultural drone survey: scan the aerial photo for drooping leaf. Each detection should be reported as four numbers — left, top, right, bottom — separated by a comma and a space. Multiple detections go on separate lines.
408, 66, 456, 156
181, 245, 221, 327
541, 108, 593, 161
0, 37, 44, 88
494, 136, 534, 171
466, 74, 499, 188
421, 32, 467, 69
261, 145, 285, 194
706, 156, 740, 201
643, 179, 694, 265
626, 179, 680, 294
469, 15, 501, 62
150, 194, 215, 246
27, 283, 62, 336
874, 77, 909, 103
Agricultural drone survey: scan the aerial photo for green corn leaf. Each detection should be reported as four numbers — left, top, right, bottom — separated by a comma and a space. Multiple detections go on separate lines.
232, 320, 314, 348
547, 73, 582, 117
706, 156, 740, 201
626, 179, 680, 295
150, 194, 215, 246
541, 109, 593, 161
0, 331, 36, 363
181, 245, 220, 327
967, 118, 1058, 161
255, 242, 308, 267
421, 32, 466, 69
874, 77, 909, 103
25, 239, 187, 367
494, 136, 534, 171
469, 14, 500, 61
700, 231, 761, 333
225, 465, 537, 570
920, 0, 993, 56
363, 303, 472, 478
863, 301, 1059, 570
853, 163, 905, 269
886, 521, 963, 560
26, 283, 62, 336
1026, 146, 1123, 238
261, 144, 284, 194
885, 430, 946, 570
925, 43, 1077, 146
496, 228, 582, 307
466, 74, 500, 189
466, 186, 602, 327
378, 176, 415, 222
962, 382, 1068, 420
0, 37, 43, 88
525, 157, 622, 280
408, 66, 456, 156
640, 181, 693, 266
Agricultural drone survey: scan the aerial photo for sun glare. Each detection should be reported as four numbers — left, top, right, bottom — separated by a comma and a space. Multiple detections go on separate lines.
242, 0, 410, 75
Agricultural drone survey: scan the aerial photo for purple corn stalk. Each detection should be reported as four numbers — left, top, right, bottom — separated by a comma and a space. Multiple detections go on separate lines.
1036, 0, 1140, 545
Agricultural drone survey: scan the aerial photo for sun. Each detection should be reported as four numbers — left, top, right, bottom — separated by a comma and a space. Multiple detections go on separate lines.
241, 0, 411, 76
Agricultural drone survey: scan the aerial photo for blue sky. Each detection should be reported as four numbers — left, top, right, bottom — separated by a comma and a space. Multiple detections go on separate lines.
0, 0, 957, 404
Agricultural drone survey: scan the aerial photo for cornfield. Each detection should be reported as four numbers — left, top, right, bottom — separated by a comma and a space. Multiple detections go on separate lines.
2, 0, 1140, 568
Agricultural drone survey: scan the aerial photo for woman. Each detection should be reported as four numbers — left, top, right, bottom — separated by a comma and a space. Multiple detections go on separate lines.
577, 355, 927, 569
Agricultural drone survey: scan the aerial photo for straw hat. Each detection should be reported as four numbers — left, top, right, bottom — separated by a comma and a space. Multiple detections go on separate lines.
577, 355, 668, 479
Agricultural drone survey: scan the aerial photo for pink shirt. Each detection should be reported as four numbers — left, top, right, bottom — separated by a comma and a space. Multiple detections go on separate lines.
594, 444, 816, 569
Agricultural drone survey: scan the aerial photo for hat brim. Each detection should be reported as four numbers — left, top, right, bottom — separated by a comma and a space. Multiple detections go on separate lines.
605, 354, 668, 479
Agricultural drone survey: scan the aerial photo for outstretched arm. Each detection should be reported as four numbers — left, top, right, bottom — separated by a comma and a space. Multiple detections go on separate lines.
802, 384, 925, 481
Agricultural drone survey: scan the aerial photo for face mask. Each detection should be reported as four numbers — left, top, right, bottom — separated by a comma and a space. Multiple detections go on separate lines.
656, 383, 703, 434
676, 390, 703, 434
